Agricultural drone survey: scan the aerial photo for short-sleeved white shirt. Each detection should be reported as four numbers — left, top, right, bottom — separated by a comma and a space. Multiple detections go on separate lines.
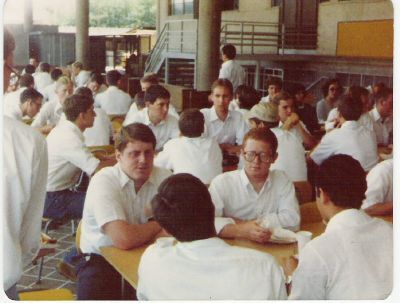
125, 102, 179, 122
209, 169, 300, 233
74, 70, 91, 88
137, 237, 287, 300
80, 164, 172, 254
270, 127, 307, 182
83, 108, 112, 146
3, 87, 25, 111
3, 103, 23, 121
362, 159, 393, 209
278, 120, 310, 145
123, 108, 179, 151
154, 136, 223, 184
369, 107, 393, 145
46, 120, 100, 191
200, 106, 249, 145
218, 60, 246, 92
94, 86, 132, 115
34, 72, 53, 94
31, 98, 63, 128
310, 121, 379, 172
289, 209, 393, 300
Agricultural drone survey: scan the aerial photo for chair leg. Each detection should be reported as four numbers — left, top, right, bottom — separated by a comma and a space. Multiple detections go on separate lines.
36, 256, 45, 284
43, 219, 53, 234
71, 219, 76, 236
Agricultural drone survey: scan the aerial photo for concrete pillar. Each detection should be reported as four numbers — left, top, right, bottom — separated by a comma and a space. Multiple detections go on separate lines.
196, 0, 221, 91
75, 0, 89, 68
23, 0, 33, 33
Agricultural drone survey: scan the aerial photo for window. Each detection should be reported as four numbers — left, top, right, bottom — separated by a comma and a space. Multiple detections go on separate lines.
169, 0, 194, 15
222, 0, 239, 11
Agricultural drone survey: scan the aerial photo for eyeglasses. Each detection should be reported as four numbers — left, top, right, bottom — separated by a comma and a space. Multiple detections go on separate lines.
243, 151, 273, 163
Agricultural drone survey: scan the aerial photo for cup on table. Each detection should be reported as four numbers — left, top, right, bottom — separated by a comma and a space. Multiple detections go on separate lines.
296, 231, 313, 257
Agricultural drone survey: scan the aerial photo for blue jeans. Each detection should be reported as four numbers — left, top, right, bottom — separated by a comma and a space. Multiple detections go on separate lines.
43, 189, 86, 220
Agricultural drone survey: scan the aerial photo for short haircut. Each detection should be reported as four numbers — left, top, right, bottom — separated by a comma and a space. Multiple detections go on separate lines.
337, 95, 362, 121
144, 84, 170, 104
89, 72, 103, 85
140, 73, 159, 85
315, 154, 366, 209
50, 68, 63, 81
179, 109, 204, 138
19, 74, 34, 88
106, 70, 121, 86
271, 91, 292, 106
221, 44, 237, 60
151, 173, 216, 242
55, 76, 73, 90
234, 84, 247, 97
211, 78, 233, 96
238, 86, 259, 110
72, 61, 83, 69
243, 127, 278, 155
39, 62, 50, 73
134, 91, 146, 110
63, 94, 94, 122
75, 86, 93, 98
375, 87, 393, 104
20, 88, 43, 104
266, 77, 282, 90
115, 123, 156, 152
24, 64, 36, 74
322, 78, 342, 97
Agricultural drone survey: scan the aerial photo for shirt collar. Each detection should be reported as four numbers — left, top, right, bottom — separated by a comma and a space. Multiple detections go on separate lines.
177, 237, 228, 250
340, 120, 359, 129
370, 107, 382, 122
116, 162, 158, 189
107, 86, 119, 92
209, 106, 232, 122
325, 209, 371, 233
61, 119, 84, 139
143, 108, 166, 126
239, 169, 271, 193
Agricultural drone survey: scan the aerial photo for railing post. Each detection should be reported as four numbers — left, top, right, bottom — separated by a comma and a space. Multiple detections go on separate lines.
281, 23, 285, 55
165, 57, 169, 84
251, 24, 254, 55
240, 22, 244, 55
181, 20, 183, 53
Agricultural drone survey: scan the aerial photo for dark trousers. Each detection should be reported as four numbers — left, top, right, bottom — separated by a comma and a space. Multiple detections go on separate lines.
43, 189, 86, 220
77, 254, 136, 300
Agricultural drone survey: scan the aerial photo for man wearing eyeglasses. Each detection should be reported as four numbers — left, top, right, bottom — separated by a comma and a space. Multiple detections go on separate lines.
209, 128, 300, 244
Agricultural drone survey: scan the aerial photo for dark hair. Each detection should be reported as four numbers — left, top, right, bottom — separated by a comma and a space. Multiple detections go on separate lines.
291, 83, 306, 95
211, 78, 233, 96
20, 88, 43, 104
89, 72, 103, 85
19, 74, 34, 88
151, 173, 216, 242
106, 70, 122, 86
144, 84, 170, 104
140, 73, 159, 85
374, 87, 393, 104
234, 84, 247, 97
24, 64, 36, 74
115, 123, 156, 152
63, 94, 94, 121
347, 85, 369, 100
134, 91, 146, 110
337, 95, 362, 121
322, 78, 342, 97
266, 77, 283, 90
271, 91, 292, 106
243, 127, 278, 155
75, 86, 93, 98
50, 68, 63, 81
315, 154, 367, 209
238, 86, 259, 110
39, 62, 51, 73
179, 109, 204, 138
221, 44, 237, 60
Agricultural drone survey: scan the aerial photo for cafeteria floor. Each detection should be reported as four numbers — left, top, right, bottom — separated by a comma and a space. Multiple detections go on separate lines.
17, 221, 77, 297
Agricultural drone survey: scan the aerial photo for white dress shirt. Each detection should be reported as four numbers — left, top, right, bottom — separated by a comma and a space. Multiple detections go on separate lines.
201, 106, 249, 145
94, 86, 132, 115
31, 98, 63, 128
362, 159, 393, 209
369, 107, 393, 145
3, 87, 26, 111
325, 108, 374, 132
289, 209, 393, 300
123, 108, 179, 151
83, 108, 112, 146
125, 102, 179, 122
3, 103, 23, 121
310, 120, 379, 172
154, 136, 223, 184
259, 95, 271, 104
209, 169, 300, 233
137, 237, 287, 300
33, 72, 53, 94
218, 59, 246, 92
80, 164, 172, 255
3, 117, 48, 290
46, 120, 100, 191
42, 81, 57, 102
74, 70, 91, 88
279, 120, 310, 146
270, 127, 307, 182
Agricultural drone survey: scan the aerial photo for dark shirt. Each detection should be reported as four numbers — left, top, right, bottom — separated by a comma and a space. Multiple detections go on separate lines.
295, 103, 319, 133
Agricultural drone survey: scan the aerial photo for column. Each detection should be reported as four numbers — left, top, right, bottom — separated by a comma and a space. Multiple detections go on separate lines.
196, 0, 221, 91
23, 0, 33, 33
75, 0, 89, 67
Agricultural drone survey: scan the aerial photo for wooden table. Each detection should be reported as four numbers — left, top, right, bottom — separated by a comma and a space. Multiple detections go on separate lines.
100, 221, 327, 289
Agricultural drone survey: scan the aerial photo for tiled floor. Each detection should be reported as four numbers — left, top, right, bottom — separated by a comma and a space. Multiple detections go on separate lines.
17, 221, 77, 297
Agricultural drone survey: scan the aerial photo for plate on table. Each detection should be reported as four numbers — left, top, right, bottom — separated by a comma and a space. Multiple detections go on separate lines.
268, 228, 297, 244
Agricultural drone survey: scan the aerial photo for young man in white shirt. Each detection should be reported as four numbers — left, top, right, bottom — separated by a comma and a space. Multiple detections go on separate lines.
155, 108, 222, 184
283, 154, 393, 300
71, 61, 91, 88
310, 95, 379, 172
209, 127, 300, 243
4, 88, 43, 121
77, 123, 172, 300
218, 44, 246, 92
95, 69, 132, 115
33, 62, 53, 94
86, 72, 107, 98
3, 73, 34, 111
123, 84, 179, 151
138, 173, 287, 300
259, 76, 282, 104
41, 68, 63, 102
369, 87, 393, 146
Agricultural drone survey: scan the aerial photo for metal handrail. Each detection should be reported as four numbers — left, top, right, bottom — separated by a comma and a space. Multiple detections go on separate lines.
305, 76, 328, 92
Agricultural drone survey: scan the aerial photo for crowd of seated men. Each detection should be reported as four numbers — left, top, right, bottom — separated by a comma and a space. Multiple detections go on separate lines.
4, 41, 393, 300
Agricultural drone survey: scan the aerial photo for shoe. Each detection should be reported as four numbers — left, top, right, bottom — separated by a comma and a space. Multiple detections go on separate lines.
56, 261, 77, 281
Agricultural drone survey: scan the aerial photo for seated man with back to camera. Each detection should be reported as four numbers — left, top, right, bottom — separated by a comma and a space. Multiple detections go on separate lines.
137, 173, 287, 300
209, 127, 300, 244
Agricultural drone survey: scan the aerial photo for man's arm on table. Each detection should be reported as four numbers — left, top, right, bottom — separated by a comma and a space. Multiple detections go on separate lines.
219, 219, 272, 244
364, 202, 393, 216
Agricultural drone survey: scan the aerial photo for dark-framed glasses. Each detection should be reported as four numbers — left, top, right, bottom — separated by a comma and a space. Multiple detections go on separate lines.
243, 151, 272, 163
